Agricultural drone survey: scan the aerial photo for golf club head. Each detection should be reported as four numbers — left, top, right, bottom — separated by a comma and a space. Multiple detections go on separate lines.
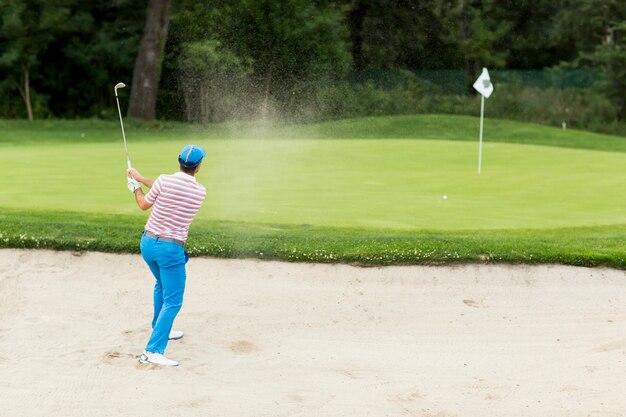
114, 82, 126, 96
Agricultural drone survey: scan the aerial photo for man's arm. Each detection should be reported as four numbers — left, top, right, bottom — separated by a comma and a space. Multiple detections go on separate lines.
128, 168, 154, 188
133, 188, 152, 211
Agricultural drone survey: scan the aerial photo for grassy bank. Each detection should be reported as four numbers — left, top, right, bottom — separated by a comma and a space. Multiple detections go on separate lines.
1, 115, 626, 152
1, 209, 625, 269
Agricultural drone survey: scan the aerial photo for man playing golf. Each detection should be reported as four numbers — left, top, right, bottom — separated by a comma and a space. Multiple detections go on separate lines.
126, 145, 207, 366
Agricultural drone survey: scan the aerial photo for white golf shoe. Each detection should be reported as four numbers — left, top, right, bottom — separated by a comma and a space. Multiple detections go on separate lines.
169, 330, 184, 340
139, 351, 179, 367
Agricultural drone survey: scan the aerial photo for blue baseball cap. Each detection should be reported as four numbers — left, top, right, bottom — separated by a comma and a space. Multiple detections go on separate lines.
178, 144, 206, 168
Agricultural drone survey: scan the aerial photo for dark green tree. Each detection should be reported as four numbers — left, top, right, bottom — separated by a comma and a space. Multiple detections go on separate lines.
346, 0, 369, 71
161, 0, 350, 120
128, 0, 172, 121
553, 0, 626, 118
177, 40, 252, 122
491, 0, 573, 69
0, 0, 71, 120
42, 0, 146, 118
433, 0, 511, 94
228, 0, 351, 117
342, 0, 455, 71
0, 0, 146, 119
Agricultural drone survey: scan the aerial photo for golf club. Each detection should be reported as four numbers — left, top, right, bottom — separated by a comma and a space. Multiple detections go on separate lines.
114, 82, 131, 169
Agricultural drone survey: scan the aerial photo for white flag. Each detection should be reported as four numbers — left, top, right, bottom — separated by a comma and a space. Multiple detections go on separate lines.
473, 67, 494, 98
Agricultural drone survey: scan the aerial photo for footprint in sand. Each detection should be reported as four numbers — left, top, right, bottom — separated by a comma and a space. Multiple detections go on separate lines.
104, 351, 164, 370
392, 391, 424, 403
287, 393, 305, 403
102, 351, 138, 365
594, 338, 626, 352
463, 299, 486, 308
230, 340, 257, 353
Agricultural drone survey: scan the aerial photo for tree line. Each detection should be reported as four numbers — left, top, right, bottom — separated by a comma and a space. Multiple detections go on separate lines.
0, 0, 625, 124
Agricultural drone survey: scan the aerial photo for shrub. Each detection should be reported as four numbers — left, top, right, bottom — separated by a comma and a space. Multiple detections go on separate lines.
178, 40, 254, 123
285, 71, 625, 135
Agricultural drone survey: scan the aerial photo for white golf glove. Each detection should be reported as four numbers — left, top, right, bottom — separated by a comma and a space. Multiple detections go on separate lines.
127, 177, 141, 193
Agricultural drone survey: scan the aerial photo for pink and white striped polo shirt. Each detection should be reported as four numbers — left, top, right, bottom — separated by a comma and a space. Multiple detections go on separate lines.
144, 172, 206, 242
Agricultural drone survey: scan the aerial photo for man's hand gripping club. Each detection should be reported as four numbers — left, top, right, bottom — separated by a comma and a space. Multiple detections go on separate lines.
127, 168, 153, 211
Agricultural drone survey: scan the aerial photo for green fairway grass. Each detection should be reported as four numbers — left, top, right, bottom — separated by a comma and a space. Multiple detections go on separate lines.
1, 115, 625, 267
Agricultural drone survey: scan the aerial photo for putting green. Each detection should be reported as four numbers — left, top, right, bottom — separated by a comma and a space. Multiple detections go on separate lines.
2, 137, 625, 230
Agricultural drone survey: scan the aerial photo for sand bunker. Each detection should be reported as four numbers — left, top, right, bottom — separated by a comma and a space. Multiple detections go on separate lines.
0, 249, 624, 417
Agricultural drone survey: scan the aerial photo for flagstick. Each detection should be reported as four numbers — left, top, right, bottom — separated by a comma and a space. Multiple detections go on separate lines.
478, 94, 485, 175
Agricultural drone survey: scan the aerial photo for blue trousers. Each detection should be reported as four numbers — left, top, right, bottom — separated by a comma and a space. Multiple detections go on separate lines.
140, 233, 189, 354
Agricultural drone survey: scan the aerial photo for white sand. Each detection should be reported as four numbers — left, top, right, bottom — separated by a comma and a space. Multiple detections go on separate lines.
0, 248, 624, 417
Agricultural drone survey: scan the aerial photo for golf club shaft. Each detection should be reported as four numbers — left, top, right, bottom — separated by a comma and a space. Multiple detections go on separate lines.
115, 93, 131, 170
